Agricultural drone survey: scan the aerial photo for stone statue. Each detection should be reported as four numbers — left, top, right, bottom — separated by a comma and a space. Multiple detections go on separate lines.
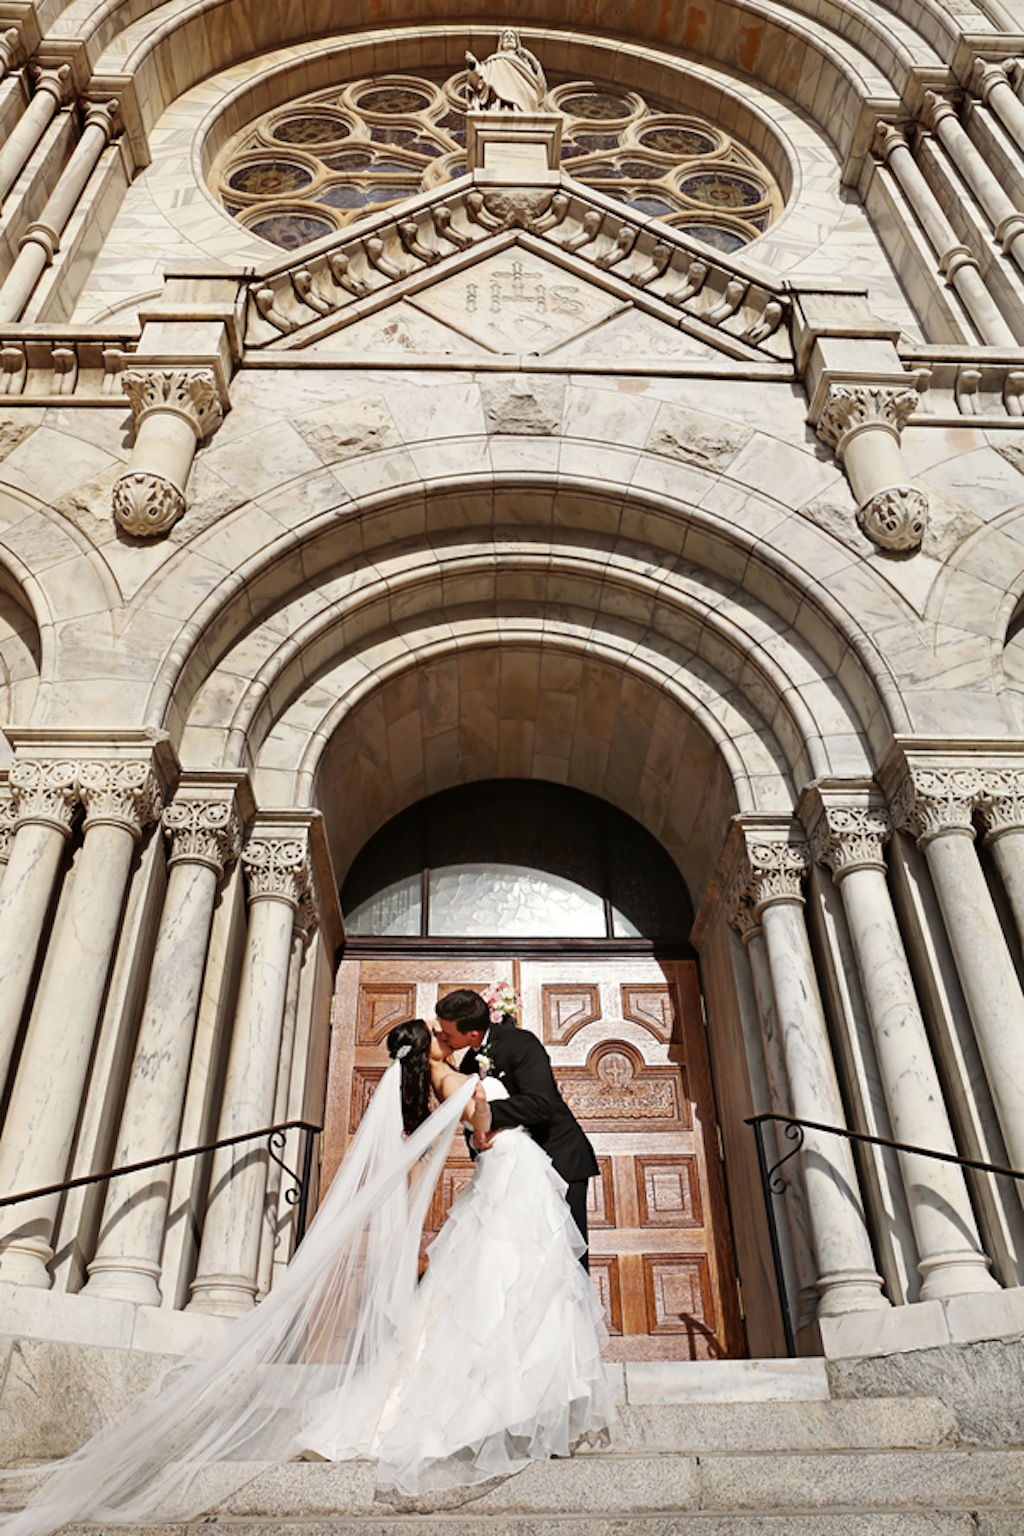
465, 29, 546, 113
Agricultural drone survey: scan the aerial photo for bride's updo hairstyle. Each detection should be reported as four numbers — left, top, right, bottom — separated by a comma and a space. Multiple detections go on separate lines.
387, 1018, 432, 1134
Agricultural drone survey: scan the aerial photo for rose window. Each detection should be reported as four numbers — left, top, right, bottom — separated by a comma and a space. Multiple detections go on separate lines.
211, 74, 784, 255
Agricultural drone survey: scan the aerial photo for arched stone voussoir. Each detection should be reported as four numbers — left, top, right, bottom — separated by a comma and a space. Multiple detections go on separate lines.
246, 624, 780, 905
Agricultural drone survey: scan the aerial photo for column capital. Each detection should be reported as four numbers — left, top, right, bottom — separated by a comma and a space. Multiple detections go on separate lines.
79, 760, 163, 838
890, 766, 980, 844
973, 58, 1010, 101
874, 121, 910, 161
0, 788, 17, 863
294, 887, 320, 945
815, 382, 919, 459
725, 856, 761, 940
977, 769, 1024, 844
810, 804, 891, 879
30, 63, 72, 105
8, 756, 79, 835
921, 91, 960, 133
81, 97, 121, 142
242, 835, 312, 909
738, 822, 810, 912
163, 798, 241, 875
121, 367, 223, 441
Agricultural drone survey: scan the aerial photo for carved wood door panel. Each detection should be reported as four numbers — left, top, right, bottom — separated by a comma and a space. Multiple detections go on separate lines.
324, 955, 743, 1361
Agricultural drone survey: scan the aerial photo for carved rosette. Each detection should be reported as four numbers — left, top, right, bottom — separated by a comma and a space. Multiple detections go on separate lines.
121, 369, 223, 441
0, 790, 18, 863
811, 805, 890, 880
8, 758, 79, 834
977, 771, 1024, 844
163, 799, 241, 875
78, 760, 163, 837
890, 768, 980, 844
856, 485, 928, 552
112, 472, 186, 537
242, 837, 312, 909
816, 385, 919, 458
742, 833, 810, 913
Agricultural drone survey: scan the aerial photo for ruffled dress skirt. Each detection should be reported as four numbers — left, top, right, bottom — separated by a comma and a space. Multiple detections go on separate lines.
306, 1128, 614, 1495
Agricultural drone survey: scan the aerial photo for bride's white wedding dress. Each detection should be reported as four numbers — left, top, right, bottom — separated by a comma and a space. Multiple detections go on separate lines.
0, 1067, 614, 1533
303, 1078, 614, 1494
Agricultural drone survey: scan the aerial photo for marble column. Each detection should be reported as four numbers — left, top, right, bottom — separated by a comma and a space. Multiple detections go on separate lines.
924, 94, 1024, 278
0, 65, 71, 206
892, 767, 1024, 1177
729, 889, 819, 1335
256, 894, 317, 1300
83, 793, 242, 1304
112, 370, 224, 538
975, 60, 1024, 159
743, 825, 889, 1317
875, 122, 1016, 347
0, 760, 162, 1287
814, 382, 926, 553
0, 98, 119, 324
188, 834, 312, 1317
811, 800, 997, 1299
0, 758, 78, 1095
978, 775, 1024, 955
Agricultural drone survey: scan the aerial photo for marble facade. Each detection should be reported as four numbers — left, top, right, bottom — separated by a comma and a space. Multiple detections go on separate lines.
0, 0, 1022, 1451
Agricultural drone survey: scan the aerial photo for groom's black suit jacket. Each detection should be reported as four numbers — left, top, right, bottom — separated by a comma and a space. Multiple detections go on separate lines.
459, 1023, 599, 1185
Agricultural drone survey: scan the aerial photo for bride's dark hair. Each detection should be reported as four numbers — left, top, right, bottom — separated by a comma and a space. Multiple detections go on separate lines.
387, 1018, 432, 1134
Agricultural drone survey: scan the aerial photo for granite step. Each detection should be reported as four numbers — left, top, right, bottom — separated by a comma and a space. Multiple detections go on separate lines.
600, 1393, 958, 1452
74, 1516, 1019, 1536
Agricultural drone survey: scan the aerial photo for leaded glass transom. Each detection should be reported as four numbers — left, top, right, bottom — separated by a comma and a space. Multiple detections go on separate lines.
341, 781, 693, 942
210, 72, 783, 255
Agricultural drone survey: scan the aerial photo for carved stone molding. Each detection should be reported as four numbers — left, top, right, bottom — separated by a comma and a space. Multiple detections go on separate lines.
741, 830, 810, 912
0, 791, 18, 863
811, 805, 891, 879
112, 471, 186, 537
857, 484, 928, 552
79, 760, 163, 837
163, 799, 241, 875
816, 385, 919, 458
121, 369, 222, 440
242, 837, 312, 908
8, 758, 79, 834
294, 888, 320, 944
890, 767, 980, 843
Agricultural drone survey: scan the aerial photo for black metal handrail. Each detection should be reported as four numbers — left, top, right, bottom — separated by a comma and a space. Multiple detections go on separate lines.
746, 1112, 1024, 1358
0, 1119, 322, 1245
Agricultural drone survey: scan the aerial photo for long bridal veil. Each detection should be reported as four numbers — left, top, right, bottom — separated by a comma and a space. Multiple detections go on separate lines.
0, 1065, 477, 1536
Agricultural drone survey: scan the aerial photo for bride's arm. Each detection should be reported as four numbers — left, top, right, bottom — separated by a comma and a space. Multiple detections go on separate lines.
429, 1036, 492, 1133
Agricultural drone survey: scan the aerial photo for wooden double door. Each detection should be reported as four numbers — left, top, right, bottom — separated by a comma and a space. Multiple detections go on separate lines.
323, 953, 744, 1361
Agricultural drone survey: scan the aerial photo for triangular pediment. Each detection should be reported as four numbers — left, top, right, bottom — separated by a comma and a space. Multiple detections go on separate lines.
244, 177, 792, 368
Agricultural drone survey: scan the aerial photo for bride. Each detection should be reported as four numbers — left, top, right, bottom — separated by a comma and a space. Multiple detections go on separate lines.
0, 1018, 613, 1532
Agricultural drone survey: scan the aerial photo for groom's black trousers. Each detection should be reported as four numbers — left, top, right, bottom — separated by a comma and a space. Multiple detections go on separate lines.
566, 1179, 590, 1272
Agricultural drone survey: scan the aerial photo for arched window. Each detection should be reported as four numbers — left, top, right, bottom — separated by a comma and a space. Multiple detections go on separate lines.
341, 781, 693, 943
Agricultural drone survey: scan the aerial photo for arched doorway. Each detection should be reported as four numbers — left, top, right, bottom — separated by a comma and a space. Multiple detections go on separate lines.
323, 780, 744, 1362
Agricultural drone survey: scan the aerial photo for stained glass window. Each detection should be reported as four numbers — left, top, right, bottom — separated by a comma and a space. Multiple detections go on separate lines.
342, 781, 693, 941
210, 71, 782, 253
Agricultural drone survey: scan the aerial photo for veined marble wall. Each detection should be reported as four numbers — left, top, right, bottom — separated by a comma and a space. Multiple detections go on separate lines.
0, 1, 1022, 1415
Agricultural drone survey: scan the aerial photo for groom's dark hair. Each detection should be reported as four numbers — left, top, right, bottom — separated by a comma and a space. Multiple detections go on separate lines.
436, 989, 490, 1032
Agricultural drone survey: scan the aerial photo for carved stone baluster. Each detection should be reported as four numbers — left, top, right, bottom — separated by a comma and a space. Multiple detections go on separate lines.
741, 822, 889, 1317
112, 368, 224, 537
0, 758, 163, 1288
189, 832, 312, 1315
809, 794, 997, 1298
815, 383, 927, 552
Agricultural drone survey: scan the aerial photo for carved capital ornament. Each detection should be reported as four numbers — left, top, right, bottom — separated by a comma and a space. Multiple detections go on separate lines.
856, 485, 928, 552
163, 799, 242, 875
811, 805, 891, 878
242, 837, 312, 908
890, 767, 980, 844
742, 832, 810, 912
78, 760, 163, 837
816, 385, 919, 458
120, 368, 222, 441
112, 472, 186, 537
8, 758, 79, 834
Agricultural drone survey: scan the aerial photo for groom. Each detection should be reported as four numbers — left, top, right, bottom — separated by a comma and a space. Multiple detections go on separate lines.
434, 988, 599, 1267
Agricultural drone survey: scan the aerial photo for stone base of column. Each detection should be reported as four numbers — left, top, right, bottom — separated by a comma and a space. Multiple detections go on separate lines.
0, 1237, 52, 1288
815, 1267, 890, 1315
187, 1270, 257, 1317
82, 1255, 162, 1307
918, 1249, 999, 1300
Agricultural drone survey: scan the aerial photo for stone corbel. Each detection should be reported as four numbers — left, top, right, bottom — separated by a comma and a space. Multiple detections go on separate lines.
111, 367, 224, 537
813, 382, 927, 553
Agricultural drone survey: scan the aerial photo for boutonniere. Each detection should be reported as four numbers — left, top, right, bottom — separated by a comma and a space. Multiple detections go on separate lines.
476, 1043, 494, 1077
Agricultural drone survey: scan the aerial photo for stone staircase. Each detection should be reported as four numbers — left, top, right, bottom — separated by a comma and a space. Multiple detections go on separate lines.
50, 1362, 1024, 1535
